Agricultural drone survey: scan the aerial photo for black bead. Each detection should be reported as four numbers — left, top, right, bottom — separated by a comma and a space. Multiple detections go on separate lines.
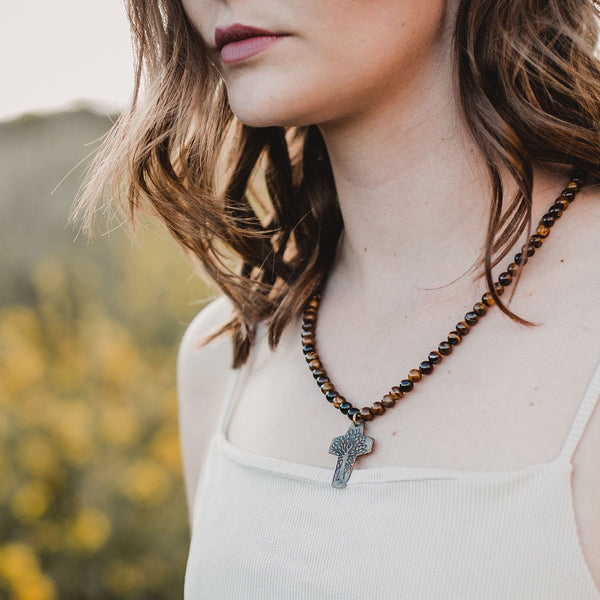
399, 379, 414, 393
525, 244, 536, 257
498, 272, 512, 286
438, 341, 452, 355
465, 311, 479, 325
548, 206, 562, 219
419, 361, 433, 375
447, 331, 462, 345
562, 190, 575, 201
316, 376, 329, 386
456, 321, 470, 335
428, 351, 442, 364
302, 344, 315, 354
312, 369, 325, 380
325, 391, 338, 403
514, 252, 523, 266
340, 402, 351, 414
347, 408, 359, 420
529, 235, 543, 248
541, 214, 555, 227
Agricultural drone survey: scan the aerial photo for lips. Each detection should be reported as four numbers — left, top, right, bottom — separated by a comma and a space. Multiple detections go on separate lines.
215, 24, 279, 51
215, 23, 287, 64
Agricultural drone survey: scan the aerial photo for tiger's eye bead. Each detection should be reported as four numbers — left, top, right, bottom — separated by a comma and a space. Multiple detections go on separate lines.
339, 402, 351, 414
390, 386, 403, 398
359, 407, 374, 421
566, 181, 579, 190
321, 381, 334, 394
419, 361, 433, 375
482, 292, 495, 306
562, 190, 575, 201
302, 344, 315, 354
382, 394, 396, 408
541, 214, 555, 227
302, 335, 315, 346
312, 369, 325, 379
456, 321, 470, 335
325, 390, 338, 403
332, 398, 342, 408
305, 351, 318, 363
473, 302, 487, 316
428, 351, 442, 364
316, 375, 329, 385
507, 263, 519, 277
347, 408, 359, 421
307, 298, 319, 309
408, 369, 422, 382
447, 331, 462, 345
399, 379, 414, 392
536, 224, 550, 237
303, 312, 316, 323
498, 272, 512, 286
529, 235, 543, 248
548, 206, 562, 219
555, 197, 569, 210
514, 252, 524, 266
465, 312, 479, 325
308, 359, 322, 370
524, 243, 536, 257
438, 341, 452, 356
493, 282, 505, 296
371, 402, 385, 416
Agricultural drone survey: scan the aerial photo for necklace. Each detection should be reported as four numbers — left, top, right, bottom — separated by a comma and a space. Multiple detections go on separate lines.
301, 172, 585, 488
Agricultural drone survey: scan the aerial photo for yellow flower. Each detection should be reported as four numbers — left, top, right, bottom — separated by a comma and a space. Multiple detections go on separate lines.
121, 459, 170, 506
0, 543, 56, 599
99, 403, 139, 447
103, 560, 144, 595
12, 575, 56, 600
151, 427, 182, 471
16, 435, 60, 479
0, 307, 45, 396
67, 507, 112, 553
11, 481, 52, 523
51, 402, 94, 464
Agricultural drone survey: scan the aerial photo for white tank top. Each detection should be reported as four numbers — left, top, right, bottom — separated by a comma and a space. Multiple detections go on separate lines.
184, 351, 600, 599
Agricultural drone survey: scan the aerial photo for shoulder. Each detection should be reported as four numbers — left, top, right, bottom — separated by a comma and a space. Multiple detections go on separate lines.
177, 295, 236, 520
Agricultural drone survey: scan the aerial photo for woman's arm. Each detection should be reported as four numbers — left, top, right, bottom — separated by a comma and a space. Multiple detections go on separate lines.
177, 295, 234, 526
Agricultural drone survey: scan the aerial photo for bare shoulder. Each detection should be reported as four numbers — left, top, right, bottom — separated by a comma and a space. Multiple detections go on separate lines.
177, 295, 235, 520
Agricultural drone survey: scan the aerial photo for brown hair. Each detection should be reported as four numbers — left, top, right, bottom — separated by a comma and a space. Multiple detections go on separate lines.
76, 0, 600, 367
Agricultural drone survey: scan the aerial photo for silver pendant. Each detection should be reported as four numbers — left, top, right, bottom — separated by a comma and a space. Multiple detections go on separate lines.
329, 422, 374, 488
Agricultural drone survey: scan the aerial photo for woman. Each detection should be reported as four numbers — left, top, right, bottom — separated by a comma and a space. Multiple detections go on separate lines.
79, 0, 600, 597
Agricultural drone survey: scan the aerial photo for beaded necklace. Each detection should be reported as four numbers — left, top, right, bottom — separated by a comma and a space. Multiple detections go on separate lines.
301, 172, 585, 488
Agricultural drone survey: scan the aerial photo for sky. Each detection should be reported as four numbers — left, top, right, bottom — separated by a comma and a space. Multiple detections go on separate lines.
1, 1, 134, 121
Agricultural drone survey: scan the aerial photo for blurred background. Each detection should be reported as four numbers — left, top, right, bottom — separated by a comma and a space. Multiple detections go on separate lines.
1, 2, 213, 598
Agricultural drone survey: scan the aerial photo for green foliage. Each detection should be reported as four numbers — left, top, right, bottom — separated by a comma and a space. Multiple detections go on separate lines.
0, 109, 213, 599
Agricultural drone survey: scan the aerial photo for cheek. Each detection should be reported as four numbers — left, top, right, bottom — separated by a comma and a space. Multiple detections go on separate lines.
180, 0, 215, 46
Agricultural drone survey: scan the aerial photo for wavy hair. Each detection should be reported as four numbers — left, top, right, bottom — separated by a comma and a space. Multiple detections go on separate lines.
76, 0, 600, 367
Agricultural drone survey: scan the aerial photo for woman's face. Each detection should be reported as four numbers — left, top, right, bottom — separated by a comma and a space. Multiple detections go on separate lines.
182, 0, 451, 128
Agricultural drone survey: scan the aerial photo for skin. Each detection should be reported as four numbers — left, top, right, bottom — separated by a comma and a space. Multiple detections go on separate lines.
180, 0, 600, 589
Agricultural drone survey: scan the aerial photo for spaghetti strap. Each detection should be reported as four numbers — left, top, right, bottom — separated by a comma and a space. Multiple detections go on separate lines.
559, 361, 600, 461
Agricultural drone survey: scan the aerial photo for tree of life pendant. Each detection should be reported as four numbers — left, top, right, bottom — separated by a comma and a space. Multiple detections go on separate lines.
329, 423, 374, 488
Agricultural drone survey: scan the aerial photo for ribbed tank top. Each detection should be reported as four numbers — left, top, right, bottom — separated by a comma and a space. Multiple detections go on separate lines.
184, 349, 600, 599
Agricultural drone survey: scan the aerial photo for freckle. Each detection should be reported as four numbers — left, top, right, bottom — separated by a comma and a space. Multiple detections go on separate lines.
392, 431, 397, 436
560, 259, 564, 263
363, 247, 367, 252
529, 402, 534, 407
533, 386, 538, 391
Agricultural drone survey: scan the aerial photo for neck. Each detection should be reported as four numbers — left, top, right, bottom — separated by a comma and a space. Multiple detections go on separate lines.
319, 76, 492, 306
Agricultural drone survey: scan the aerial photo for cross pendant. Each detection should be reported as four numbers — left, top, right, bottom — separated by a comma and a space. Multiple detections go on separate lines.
329, 423, 374, 488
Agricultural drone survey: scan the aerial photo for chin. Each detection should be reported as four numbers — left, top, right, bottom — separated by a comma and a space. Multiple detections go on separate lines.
225, 79, 331, 129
